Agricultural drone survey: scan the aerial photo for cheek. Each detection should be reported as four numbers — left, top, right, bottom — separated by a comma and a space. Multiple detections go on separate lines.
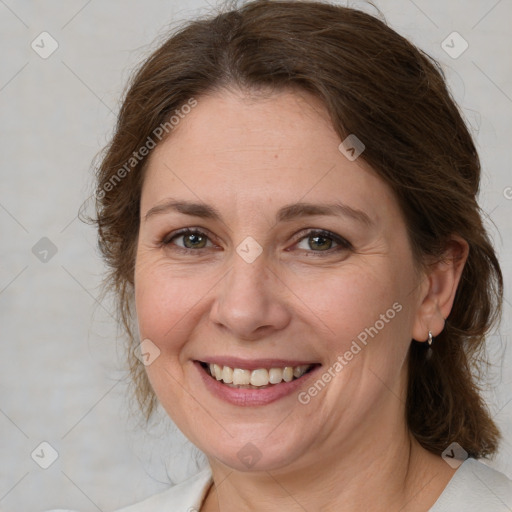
291, 260, 416, 398
134, 257, 208, 357
134, 259, 204, 414
287, 260, 404, 341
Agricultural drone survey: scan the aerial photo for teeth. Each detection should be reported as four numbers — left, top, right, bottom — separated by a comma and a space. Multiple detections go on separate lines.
205, 363, 313, 387
268, 368, 283, 384
222, 366, 233, 383
283, 366, 293, 382
232, 368, 251, 385
250, 369, 269, 386
293, 365, 309, 378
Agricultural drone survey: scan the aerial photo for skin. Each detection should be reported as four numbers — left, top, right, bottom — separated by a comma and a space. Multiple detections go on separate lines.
134, 87, 468, 511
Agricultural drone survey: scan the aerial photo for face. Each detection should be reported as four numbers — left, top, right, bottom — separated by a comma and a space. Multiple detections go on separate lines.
134, 88, 425, 473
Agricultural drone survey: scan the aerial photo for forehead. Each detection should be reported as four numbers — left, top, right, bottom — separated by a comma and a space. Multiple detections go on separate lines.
141, 88, 395, 222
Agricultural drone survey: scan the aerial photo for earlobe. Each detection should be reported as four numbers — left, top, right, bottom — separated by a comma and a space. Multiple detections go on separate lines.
412, 236, 469, 342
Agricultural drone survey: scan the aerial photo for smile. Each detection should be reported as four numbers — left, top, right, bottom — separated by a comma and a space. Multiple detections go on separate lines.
201, 362, 314, 388
194, 357, 321, 406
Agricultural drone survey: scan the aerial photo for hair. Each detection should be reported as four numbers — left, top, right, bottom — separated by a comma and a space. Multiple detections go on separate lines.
91, 0, 503, 458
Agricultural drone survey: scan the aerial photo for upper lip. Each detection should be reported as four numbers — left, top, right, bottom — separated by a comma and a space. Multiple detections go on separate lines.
197, 357, 319, 371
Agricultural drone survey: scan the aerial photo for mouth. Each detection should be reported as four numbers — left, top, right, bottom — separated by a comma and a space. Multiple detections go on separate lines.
198, 360, 319, 389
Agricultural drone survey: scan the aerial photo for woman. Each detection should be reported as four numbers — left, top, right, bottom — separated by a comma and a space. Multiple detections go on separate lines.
56, 0, 512, 510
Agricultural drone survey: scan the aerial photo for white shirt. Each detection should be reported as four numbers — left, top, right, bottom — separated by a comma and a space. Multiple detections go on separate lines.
50, 458, 512, 511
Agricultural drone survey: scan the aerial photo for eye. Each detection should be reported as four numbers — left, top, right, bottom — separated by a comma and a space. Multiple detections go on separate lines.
294, 229, 352, 253
163, 229, 214, 250
161, 228, 350, 254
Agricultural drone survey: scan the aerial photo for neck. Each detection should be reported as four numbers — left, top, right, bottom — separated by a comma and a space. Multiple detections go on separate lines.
202, 427, 455, 512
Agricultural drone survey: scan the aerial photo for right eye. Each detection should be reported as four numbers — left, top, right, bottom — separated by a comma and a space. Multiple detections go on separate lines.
162, 229, 215, 251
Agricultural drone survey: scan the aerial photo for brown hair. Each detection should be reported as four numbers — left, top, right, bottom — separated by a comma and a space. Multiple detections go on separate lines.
91, 0, 503, 457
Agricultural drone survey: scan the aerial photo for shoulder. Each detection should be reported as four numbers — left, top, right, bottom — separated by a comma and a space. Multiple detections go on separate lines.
430, 458, 512, 511
46, 467, 213, 512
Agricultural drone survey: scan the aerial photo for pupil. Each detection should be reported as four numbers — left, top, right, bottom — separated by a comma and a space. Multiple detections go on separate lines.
185, 233, 206, 248
310, 235, 331, 251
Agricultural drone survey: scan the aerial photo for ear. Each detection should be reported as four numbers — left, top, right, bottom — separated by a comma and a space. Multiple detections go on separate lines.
412, 236, 469, 342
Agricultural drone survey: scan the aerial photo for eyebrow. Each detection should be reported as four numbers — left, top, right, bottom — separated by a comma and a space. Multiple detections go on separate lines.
144, 199, 373, 226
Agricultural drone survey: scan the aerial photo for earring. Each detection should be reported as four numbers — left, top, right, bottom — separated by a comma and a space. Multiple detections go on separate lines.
426, 330, 433, 360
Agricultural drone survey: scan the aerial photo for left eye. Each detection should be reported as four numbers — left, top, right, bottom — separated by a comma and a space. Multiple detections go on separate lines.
295, 231, 350, 252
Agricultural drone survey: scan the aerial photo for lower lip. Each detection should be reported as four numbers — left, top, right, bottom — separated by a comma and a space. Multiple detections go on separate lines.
194, 362, 321, 406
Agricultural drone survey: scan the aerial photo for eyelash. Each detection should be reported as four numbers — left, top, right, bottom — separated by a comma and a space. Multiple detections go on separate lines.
161, 228, 353, 255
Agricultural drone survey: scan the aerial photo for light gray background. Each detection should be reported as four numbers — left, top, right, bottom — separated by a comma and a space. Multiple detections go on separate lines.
0, 0, 511, 510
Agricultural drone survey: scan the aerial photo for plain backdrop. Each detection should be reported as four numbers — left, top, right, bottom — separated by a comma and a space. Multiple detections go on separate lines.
0, 0, 511, 510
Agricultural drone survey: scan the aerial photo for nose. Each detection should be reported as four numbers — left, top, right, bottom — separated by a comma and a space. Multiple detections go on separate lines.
209, 254, 291, 341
